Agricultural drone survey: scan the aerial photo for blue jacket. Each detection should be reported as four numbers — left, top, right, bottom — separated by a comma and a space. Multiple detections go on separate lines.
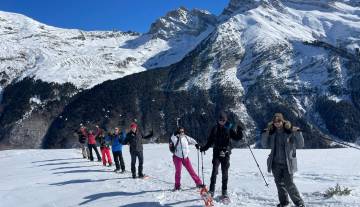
106, 131, 126, 152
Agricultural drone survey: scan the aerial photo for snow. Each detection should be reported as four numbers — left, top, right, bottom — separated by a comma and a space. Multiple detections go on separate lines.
0, 10, 214, 89
0, 144, 359, 207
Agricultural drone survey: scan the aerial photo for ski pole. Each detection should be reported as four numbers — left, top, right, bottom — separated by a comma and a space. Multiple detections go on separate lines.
320, 136, 360, 151
197, 148, 200, 177
245, 140, 269, 187
201, 151, 205, 186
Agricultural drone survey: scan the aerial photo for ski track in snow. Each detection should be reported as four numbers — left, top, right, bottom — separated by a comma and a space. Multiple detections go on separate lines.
0, 145, 359, 207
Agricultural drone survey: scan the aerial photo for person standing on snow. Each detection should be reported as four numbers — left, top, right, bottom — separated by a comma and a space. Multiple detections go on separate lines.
261, 113, 305, 207
200, 111, 243, 198
171, 127, 204, 191
106, 127, 126, 173
97, 130, 113, 167
77, 124, 88, 159
87, 130, 102, 162
123, 122, 153, 178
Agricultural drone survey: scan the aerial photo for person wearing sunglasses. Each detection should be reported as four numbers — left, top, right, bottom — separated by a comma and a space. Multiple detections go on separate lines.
170, 127, 204, 191
261, 113, 305, 207
200, 111, 244, 198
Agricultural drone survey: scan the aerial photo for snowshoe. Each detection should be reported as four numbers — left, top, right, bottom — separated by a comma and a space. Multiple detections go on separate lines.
219, 195, 231, 205
138, 174, 150, 179
199, 187, 214, 207
277, 203, 289, 207
172, 187, 181, 192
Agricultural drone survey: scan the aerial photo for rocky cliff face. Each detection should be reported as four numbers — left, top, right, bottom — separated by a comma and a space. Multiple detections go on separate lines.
1, 0, 360, 149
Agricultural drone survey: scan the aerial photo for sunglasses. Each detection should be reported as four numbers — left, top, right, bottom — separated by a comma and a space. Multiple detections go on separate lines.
179, 130, 185, 133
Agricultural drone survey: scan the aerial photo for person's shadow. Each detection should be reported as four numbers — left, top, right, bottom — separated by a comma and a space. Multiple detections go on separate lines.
79, 189, 171, 205
118, 199, 202, 207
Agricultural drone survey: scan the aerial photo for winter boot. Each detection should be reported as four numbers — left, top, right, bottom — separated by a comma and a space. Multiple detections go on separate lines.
208, 190, 214, 197
277, 203, 289, 207
113, 169, 120, 173
222, 190, 228, 198
172, 186, 181, 191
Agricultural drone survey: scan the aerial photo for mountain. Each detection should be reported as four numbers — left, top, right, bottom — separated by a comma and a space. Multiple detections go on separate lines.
0, 9, 216, 90
1, 0, 360, 149
0, 9, 216, 149
1, 146, 359, 206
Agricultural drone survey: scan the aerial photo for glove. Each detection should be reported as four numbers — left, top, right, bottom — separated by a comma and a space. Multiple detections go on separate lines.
195, 144, 200, 149
264, 121, 274, 133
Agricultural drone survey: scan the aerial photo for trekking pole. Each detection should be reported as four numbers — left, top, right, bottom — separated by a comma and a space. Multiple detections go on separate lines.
245, 140, 269, 187
197, 148, 200, 177
320, 136, 360, 151
201, 151, 205, 186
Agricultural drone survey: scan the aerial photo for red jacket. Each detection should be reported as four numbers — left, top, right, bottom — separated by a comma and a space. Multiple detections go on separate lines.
88, 133, 96, 145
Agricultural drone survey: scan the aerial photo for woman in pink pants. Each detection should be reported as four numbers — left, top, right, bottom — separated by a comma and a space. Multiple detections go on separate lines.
171, 127, 204, 191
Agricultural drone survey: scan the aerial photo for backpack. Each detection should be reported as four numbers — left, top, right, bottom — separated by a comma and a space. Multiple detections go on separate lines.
169, 135, 181, 154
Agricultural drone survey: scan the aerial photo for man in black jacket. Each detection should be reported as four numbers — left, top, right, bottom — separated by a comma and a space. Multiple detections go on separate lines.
200, 111, 243, 198
123, 122, 153, 178
76, 124, 89, 159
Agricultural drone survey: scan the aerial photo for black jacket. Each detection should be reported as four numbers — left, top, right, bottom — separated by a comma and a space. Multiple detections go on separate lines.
123, 129, 153, 152
202, 122, 243, 156
77, 129, 87, 144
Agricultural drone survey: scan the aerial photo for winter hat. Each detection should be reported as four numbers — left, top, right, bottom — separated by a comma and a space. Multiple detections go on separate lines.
130, 122, 138, 129
218, 111, 228, 121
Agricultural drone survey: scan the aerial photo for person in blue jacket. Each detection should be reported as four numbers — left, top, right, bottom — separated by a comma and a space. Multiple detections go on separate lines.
106, 127, 126, 173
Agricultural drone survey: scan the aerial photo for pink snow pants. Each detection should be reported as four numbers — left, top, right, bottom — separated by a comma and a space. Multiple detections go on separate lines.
173, 155, 202, 188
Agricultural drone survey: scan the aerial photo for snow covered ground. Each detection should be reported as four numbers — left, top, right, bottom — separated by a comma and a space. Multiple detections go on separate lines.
0, 144, 359, 207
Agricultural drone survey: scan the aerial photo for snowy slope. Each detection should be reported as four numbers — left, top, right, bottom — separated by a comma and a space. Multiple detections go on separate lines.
0, 144, 359, 206
170, 0, 360, 142
0, 8, 215, 89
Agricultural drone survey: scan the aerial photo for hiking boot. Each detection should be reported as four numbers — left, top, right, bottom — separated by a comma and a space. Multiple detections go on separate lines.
138, 174, 145, 178
222, 190, 228, 197
113, 169, 120, 172
208, 190, 214, 197
120, 170, 126, 174
277, 203, 289, 207
108, 163, 112, 167
132, 174, 136, 179
172, 186, 181, 191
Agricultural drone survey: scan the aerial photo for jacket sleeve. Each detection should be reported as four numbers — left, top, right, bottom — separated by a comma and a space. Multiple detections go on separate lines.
143, 130, 153, 139
202, 127, 215, 151
170, 134, 177, 144
261, 131, 270, 148
230, 124, 243, 141
122, 133, 130, 145
186, 135, 198, 145
293, 131, 304, 149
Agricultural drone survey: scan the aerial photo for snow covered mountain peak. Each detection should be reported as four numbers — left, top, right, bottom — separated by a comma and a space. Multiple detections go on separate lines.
148, 7, 217, 40
0, 9, 216, 89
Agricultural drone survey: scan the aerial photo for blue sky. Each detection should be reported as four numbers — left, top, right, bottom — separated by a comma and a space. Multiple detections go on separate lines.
0, 0, 229, 33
